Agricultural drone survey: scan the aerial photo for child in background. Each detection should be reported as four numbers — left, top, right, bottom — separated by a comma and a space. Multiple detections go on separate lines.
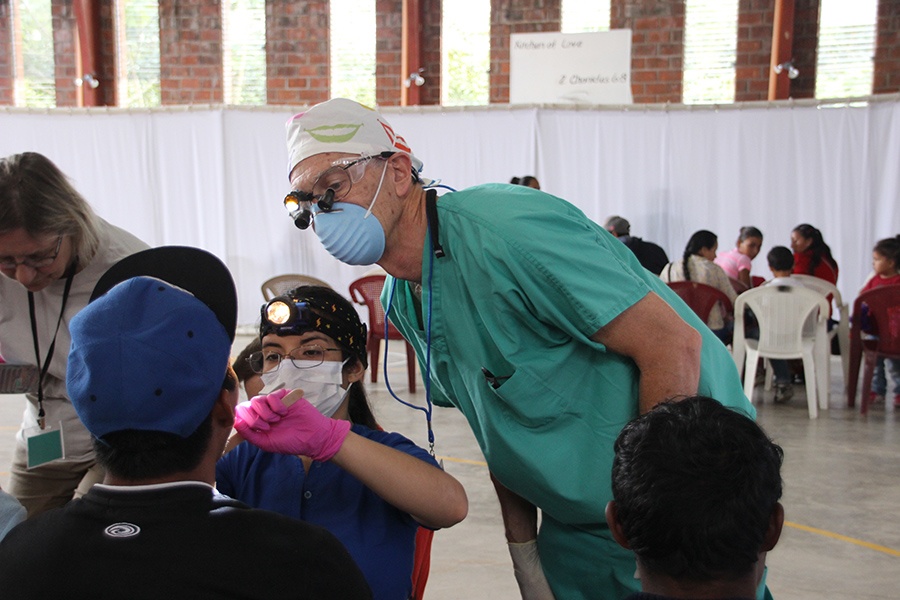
232, 337, 264, 400
859, 236, 900, 406
715, 226, 764, 290
763, 246, 805, 402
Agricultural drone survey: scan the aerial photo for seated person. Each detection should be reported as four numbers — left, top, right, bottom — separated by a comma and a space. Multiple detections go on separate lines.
607, 396, 784, 600
790, 223, 838, 284
660, 230, 737, 343
217, 285, 468, 600
233, 337, 264, 400
859, 236, 900, 407
604, 215, 669, 275
0, 486, 24, 542
0, 247, 371, 600
762, 246, 804, 402
509, 175, 540, 189
715, 226, 764, 289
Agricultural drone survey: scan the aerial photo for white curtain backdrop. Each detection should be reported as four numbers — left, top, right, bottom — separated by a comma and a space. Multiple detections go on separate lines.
2, 97, 898, 326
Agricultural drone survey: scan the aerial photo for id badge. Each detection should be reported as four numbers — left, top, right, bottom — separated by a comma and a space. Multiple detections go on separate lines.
24, 422, 66, 469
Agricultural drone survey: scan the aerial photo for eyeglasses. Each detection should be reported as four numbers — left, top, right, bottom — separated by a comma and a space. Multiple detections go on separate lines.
284, 152, 393, 230
247, 344, 342, 374
0, 235, 63, 270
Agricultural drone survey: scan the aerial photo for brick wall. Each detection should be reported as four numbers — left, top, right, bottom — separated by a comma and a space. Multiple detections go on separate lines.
0, 2, 13, 105
419, 0, 442, 105
489, 0, 561, 104
789, 0, 819, 99
266, 0, 329, 106
611, 0, 685, 104
874, 0, 900, 94
0, 0, 898, 108
51, 0, 78, 107
376, 0, 403, 106
159, 0, 224, 105
98, 0, 118, 106
736, 0, 774, 102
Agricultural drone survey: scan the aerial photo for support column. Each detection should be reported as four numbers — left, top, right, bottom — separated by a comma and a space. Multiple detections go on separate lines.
768, 0, 795, 100
401, 0, 423, 105
73, 0, 107, 106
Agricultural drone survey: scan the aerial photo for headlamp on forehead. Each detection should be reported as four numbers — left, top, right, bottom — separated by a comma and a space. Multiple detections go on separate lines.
260, 297, 316, 337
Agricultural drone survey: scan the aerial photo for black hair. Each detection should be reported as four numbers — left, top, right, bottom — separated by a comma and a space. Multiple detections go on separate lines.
792, 224, 837, 274
233, 337, 262, 384
737, 226, 763, 245
93, 370, 237, 480
274, 285, 377, 429
873, 235, 900, 266
509, 175, 539, 189
611, 396, 783, 582
682, 230, 718, 281
767, 246, 794, 272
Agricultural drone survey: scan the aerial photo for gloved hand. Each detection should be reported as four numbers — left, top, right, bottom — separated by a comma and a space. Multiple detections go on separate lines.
233, 388, 351, 461
508, 539, 556, 600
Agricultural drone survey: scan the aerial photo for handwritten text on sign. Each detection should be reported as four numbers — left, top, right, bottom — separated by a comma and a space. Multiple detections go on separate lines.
510, 30, 633, 105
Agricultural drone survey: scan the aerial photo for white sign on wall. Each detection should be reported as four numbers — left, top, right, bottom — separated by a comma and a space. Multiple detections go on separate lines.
510, 30, 633, 105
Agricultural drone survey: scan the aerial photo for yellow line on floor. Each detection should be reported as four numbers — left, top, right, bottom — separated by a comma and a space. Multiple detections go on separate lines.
785, 521, 900, 557
439, 455, 900, 558
437, 455, 487, 467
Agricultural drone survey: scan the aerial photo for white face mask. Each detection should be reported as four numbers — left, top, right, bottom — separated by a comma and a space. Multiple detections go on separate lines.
260, 359, 350, 418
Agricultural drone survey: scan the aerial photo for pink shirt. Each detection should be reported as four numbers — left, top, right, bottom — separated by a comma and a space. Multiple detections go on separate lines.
714, 248, 752, 280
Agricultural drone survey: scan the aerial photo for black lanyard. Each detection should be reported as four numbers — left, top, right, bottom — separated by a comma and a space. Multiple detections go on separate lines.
425, 188, 444, 258
27, 262, 76, 429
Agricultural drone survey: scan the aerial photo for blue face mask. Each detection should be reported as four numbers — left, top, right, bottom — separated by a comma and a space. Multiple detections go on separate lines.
313, 202, 386, 265
313, 158, 389, 266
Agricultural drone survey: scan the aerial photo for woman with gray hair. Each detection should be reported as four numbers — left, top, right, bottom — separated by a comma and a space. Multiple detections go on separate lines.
0, 152, 147, 517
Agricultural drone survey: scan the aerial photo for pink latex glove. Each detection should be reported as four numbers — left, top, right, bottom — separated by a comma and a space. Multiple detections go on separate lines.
233, 388, 351, 461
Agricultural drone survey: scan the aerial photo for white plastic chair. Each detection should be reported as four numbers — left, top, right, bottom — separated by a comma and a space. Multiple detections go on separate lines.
261, 274, 332, 300
790, 274, 850, 390
732, 285, 831, 419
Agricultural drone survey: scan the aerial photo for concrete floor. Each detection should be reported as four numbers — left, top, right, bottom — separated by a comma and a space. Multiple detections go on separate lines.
1, 350, 898, 599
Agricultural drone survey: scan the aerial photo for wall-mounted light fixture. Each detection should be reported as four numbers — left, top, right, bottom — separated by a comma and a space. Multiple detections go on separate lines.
773, 61, 799, 80
74, 74, 100, 89
404, 68, 425, 88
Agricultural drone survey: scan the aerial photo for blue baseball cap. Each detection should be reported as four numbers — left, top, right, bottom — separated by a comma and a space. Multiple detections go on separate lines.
67, 247, 237, 440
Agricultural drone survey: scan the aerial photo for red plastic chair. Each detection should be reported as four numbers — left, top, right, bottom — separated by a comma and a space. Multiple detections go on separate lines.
846, 285, 900, 413
371, 421, 433, 599
411, 527, 434, 599
751, 275, 767, 288
729, 277, 749, 294
667, 281, 735, 324
349, 275, 417, 393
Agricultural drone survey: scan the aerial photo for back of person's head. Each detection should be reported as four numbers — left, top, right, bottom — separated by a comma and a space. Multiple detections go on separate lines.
873, 235, 900, 265
682, 230, 717, 281
509, 175, 540, 189
604, 216, 631, 236
767, 246, 794, 272
67, 247, 238, 480
258, 285, 376, 428
610, 396, 783, 583
0, 152, 100, 264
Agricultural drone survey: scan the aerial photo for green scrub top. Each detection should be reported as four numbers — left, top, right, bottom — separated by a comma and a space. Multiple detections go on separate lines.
385, 184, 756, 598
